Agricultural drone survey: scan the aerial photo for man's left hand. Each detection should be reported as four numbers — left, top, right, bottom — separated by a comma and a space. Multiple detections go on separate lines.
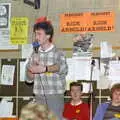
29, 64, 46, 74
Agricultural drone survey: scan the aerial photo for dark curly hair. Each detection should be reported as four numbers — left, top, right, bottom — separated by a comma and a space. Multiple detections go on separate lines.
33, 22, 54, 42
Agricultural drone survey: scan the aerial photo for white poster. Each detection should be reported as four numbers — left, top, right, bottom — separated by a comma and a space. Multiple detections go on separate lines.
100, 41, 112, 58
66, 57, 99, 81
20, 60, 28, 82
73, 57, 91, 80
0, 3, 10, 29
0, 3, 18, 49
108, 60, 120, 81
66, 58, 75, 81
0, 99, 13, 117
82, 82, 93, 93
0, 65, 15, 85
0, 30, 18, 49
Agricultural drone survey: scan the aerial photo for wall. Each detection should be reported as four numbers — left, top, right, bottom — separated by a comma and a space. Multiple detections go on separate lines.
0, 0, 120, 58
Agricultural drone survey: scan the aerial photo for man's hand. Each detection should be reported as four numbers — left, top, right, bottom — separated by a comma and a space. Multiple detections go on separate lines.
27, 70, 35, 80
28, 64, 46, 74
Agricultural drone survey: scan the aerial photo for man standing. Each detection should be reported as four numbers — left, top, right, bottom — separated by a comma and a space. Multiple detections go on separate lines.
25, 16, 68, 120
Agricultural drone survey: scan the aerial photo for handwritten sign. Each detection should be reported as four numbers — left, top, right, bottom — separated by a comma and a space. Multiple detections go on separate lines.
60, 11, 115, 33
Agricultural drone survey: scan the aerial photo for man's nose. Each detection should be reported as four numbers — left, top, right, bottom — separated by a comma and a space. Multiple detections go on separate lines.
35, 36, 38, 40
35, 34, 40, 40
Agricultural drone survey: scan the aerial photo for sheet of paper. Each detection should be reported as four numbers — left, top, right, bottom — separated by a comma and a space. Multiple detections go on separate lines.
97, 76, 111, 89
0, 30, 18, 50
92, 68, 100, 81
0, 100, 13, 117
20, 61, 28, 82
72, 57, 91, 80
22, 44, 33, 58
108, 61, 120, 81
82, 82, 93, 93
66, 57, 99, 81
66, 58, 75, 81
97, 61, 111, 89
100, 41, 112, 58
0, 65, 15, 85
73, 57, 99, 81
66, 58, 77, 90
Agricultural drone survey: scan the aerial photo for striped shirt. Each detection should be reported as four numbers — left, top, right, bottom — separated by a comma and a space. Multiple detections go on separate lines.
25, 45, 68, 95
104, 104, 120, 120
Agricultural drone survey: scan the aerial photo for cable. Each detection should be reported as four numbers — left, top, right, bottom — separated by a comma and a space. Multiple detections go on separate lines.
88, 59, 95, 120
32, 41, 48, 106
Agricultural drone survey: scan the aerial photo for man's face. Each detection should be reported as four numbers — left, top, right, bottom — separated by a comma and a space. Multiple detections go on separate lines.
112, 89, 120, 105
35, 29, 49, 45
70, 86, 82, 101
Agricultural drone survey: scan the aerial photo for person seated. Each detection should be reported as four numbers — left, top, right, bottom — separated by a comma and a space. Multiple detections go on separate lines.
63, 82, 90, 120
19, 102, 57, 120
94, 83, 120, 120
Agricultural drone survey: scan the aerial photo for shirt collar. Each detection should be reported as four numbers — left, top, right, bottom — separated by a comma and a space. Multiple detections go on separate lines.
39, 44, 54, 52
71, 100, 82, 106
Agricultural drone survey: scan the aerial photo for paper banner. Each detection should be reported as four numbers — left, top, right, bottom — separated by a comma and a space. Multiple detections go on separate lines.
60, 11, 115, 33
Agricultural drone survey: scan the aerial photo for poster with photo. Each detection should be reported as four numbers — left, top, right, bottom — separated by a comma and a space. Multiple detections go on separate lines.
0, 3, 11, 29
0, 3, 18, 50
72, 33, 94, 57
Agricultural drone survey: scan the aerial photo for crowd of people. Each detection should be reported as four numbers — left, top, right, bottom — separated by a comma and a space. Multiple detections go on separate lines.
20, 16, 120, 120
19, 82, 120, 120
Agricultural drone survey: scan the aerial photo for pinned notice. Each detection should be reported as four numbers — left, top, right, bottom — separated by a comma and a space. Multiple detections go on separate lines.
10, 17, 28, 44
0, 99, 13, 117
0, 65, 15, 85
